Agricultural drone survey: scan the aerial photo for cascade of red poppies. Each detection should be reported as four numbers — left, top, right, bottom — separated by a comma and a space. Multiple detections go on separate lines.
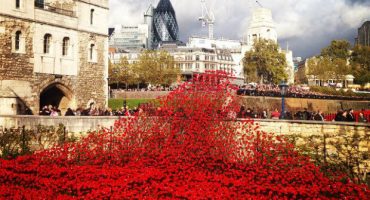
0, 71, 368, 199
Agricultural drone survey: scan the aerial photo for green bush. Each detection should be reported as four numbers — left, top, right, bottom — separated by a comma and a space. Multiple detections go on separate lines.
0, 124, 76, 159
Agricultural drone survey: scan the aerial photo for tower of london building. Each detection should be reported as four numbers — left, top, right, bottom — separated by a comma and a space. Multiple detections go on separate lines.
0, 0, 109, 115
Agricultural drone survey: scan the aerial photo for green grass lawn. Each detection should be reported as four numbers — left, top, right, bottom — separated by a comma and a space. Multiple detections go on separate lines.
108, 99, 155, 110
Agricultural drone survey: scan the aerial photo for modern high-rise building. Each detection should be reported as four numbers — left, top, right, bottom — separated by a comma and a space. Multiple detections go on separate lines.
356, 21, 370, 46
152, 0, 179, 48
109, 0, 179, 50
109, 25, 149, 51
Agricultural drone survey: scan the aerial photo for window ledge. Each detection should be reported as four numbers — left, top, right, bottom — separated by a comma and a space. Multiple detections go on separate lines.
12, 50, 26, 54
41, 54, 55, 58
61, 54, 72, 58
12, 8, 26, 13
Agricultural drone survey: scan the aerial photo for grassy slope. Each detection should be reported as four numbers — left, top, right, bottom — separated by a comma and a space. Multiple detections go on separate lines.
108, 99, 155, 110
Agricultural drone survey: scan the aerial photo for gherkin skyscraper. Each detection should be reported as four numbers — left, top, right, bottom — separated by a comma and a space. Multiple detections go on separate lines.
152, 0, 179, 48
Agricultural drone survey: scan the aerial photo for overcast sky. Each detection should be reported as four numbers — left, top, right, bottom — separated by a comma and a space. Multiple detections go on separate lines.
109, 0, 370, 58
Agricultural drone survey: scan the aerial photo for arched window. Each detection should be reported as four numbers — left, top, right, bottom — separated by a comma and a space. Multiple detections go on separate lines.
62, 37, 70, 56
90, 9, 94, 25
43, 34, 51, 54
90, 43, 95, 60
15, 31, 21, 51
16, 0, 20, 8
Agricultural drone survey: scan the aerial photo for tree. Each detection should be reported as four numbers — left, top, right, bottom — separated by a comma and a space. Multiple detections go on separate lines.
351, 45, 370, 85
108, 58, 121, 88
134, 50, 180, 87
243, 39, 288, 84
116, 56, 133, 89
108, 57, 135, 89
307, 56, 350, 86
321, 40, 351, 60
332, 57, 351, 84
308, 40, 353, 86
307, 57, 324, 85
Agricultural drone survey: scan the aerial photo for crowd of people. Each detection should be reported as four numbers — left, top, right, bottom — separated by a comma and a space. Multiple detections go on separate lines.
332, 109, 368, 123
237, 106, 368, 123
114, 85, 177, 92
237, 84, 369, 100
39, 103, 142, 117
39, 102, 369, 123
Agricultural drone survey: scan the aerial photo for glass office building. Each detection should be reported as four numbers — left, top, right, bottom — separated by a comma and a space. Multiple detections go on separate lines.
152, 0, 179, 48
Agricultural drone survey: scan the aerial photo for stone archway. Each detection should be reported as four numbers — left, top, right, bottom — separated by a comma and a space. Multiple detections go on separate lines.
39, 83, 73, 115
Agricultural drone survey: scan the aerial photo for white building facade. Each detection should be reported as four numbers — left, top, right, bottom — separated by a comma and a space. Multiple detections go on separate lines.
242, 7, 294, 84
109, 47, 238, 76
186, 8, 295, 84
245, 8, 277, 46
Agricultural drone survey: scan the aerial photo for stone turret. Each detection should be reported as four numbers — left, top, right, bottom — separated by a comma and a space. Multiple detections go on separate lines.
246, 8, 277, 45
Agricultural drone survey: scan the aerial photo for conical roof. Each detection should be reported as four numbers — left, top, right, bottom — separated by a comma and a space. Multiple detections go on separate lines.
156, 0, 175, 14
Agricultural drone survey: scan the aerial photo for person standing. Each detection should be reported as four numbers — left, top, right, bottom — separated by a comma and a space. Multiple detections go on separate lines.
314, 110, 324, 121
271, 108, 280, 119
334, 110, 345, 122
65, 108, 75, 116
358, 112, 367, 123
346, 109, 355, 122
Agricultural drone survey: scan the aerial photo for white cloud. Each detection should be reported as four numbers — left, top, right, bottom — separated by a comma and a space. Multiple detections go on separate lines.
109, 0, 370, 58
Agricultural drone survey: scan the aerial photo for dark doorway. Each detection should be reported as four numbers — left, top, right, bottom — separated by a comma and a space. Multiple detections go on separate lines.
40, 84, 72, 114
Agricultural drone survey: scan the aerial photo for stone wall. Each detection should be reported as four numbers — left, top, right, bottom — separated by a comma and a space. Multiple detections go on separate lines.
0, 115, 119, 133
241, 96, 370, 113
112, 90, 369, 113
0, 115, 368, 136
0, 0, 108, 115
1, 115, 368, 163
76, 33, 108, 109
0, 17, 36, 113
1, 116, 368, 175
253, 119, 369, 137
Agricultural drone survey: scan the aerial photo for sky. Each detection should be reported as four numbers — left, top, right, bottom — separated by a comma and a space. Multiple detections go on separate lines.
109, 0, 370, 59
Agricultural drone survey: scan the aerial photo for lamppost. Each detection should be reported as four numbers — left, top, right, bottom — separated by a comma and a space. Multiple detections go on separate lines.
278, 81, 289, 119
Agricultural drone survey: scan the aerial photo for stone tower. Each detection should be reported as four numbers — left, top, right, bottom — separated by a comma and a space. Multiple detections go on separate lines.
0, 0, 109, 115
241, 7, 295, 84
246, 8, 278, 46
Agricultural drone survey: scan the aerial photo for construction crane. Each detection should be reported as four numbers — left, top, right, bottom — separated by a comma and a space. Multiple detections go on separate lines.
256, 0, 263, 7
198, 0, 215, 39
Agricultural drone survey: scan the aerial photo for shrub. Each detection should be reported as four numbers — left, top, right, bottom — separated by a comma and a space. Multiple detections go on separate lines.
0, 124, 74, 159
